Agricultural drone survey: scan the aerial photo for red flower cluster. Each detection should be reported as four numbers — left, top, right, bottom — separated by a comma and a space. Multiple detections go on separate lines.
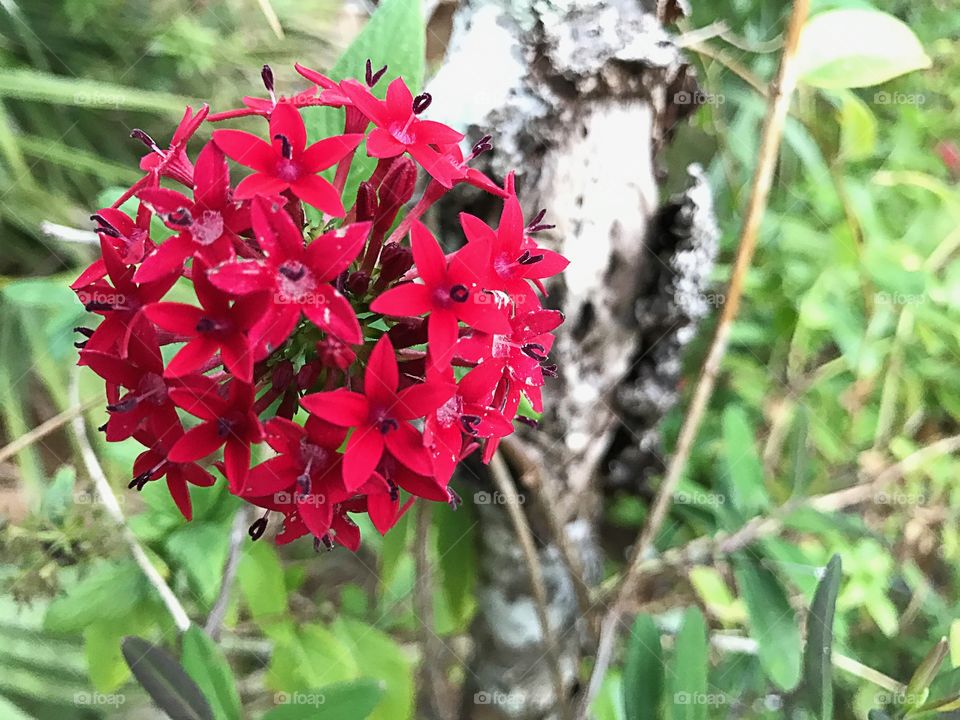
73, 63, 567, 551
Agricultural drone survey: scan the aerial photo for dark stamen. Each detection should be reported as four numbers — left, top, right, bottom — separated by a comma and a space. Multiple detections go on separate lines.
365, 59, 388, 88
274, 133, 293, 160
378, 418, 399, 434
129, 470, 152, 491
74, 326, 94, 338
248, 516, 268, 541
449, 284, 469, 303
516, 415, 540, 428
217, 417, 233, 438
447, 487, 462, 510
278, 264, 306, 281
90, 214, 121, 238
296, 473, 310, 496
526, 209, 555, 232
261, 64, 275, 94
106, 396, 137, 413
541, 363, 558, 378
319, 532, 335, 551
388, 481, 399, 502
167, 208, 192, 226
84, 301, 113, 312
517, 250, 544, 265
412, 92, 432, 115
460, 414, 482, 436
196, 317, 219, 333
98, 422, 108, 433
74, 340, 87, 349
471, 135, 493, 157
521, 343, 548, 361
130, 129, 161, 153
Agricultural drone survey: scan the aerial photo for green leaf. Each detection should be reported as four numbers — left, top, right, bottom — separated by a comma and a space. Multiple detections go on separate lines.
721, 406, 769, 516
905, 638, 949, 710
165, 522, 231, 606
668, 608, 709, 720
302, 0, 425, 204
262, 679, 386, 720
434, 498, 478, 627
238, 542, 288, 633
333, 618, 412, 720
181, 626, 242, 720
266, 622, 359, 691
45, 561, 145, 634
0, 695, 35, 720
801, 554, 842, 720
121, 636, 214, 720
41, 465, 76, 522
623, 614, 663, 720
733, 554, 802, 690
796, 10, 932, 89
837, 90, 877, 161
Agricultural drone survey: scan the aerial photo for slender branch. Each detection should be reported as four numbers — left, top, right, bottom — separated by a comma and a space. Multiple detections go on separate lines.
69, 370, 191, 632
205, 506, 249, 640
488, 451, 569, 719
580, 2, 810, 713
0, 395, 100, 465
40, 221, 99, 244
413, 501, 446, 719
499, 437, 594, 623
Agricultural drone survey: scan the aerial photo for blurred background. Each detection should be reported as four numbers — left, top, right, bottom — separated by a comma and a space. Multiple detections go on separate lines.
0, 1, 958, 719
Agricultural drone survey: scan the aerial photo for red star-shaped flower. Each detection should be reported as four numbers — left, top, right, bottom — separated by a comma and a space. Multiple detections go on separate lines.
212, 103, 362, 216
300, 335, 454, 490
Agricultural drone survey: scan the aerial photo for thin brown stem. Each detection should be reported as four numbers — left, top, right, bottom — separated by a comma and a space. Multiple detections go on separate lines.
0, 395, 101, 466
488, 451, 569, 719
413, 501, 446, 719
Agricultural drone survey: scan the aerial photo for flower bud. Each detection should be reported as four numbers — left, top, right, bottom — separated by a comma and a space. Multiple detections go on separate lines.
374, 242, 414, 290
375, 157, 417, 232
346, 270, 370, 296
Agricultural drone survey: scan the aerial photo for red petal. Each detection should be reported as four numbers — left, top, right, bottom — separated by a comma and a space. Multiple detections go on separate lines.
165, 337, 219, 377
269, 102, 307, 156
207, 260, 273, 295
291, 174, 344, 216
416, 120, 464, 146
301, 389, 369, 426
169, 421, 224, 462
369, 282, 431, 317
212, 129, 276, 173
144, 302, 203, 335
235, 173, 289, 199
394, 382, 456, 421
364, 335, 399, 406
366, 129, 405, 158
409, 220, 447, 288
385, 77, 414, 116
301, 133, 364, 173
193, 141, 230, 210
367, 492, 399, 535
343, 428, 384, 491
384, 422, 432, 476
305, 222, 370, 281
224, 440, 251, 493
427, 310, 460, 368
166, 472, 193, 520
243, 455, 298, 497
301, 285, 362, 345
340, 80, 388, 126
219, 333, 254, 383
134, 235, 191, 283
137, 187, 192, 217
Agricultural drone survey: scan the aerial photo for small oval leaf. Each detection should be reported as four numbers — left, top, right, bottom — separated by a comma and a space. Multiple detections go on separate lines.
802, 554, 842, 720
796, 9, 932, 89
121, 636, 214, 720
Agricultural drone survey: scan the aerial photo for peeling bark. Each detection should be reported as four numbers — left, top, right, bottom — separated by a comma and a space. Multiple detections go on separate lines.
427, 2, 719, 718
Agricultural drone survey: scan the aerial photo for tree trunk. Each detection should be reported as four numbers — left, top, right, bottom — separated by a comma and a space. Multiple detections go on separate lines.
427, 1, 719, 718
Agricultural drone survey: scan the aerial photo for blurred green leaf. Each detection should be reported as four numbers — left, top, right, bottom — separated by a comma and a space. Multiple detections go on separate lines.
40, 465, 76, 522
0, 68, 191, 112
121, 636, 214, 720
165, 522, 231, 607
733, 554, 802, 690
837, 90, 878, 161
45, 560, 145, 634
668, 607, 709, 720
181, 626, 241, 720
434, 497, 477, 628
333, 618, 411, 720
801, 554, 842, 720
238, 542, 288, 632
623, 613, 663, 720
905, 638, 949, 710
797, 10, 932, 89
722, 406, 769, 516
